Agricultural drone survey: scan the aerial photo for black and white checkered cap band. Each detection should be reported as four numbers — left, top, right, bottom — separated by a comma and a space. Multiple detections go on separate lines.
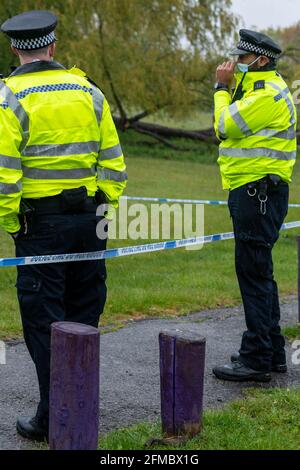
11, 31, 56, 50
238, 40, 280, 59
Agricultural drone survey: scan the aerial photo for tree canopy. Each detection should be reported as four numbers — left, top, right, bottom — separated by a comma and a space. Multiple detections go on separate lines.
0, 0, 237, 139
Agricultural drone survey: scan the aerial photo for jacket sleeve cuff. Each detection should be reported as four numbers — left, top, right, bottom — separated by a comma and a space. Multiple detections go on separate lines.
0, 215, 21, 234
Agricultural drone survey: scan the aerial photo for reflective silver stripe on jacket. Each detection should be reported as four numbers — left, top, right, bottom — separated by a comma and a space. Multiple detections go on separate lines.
218, 110, 227, 139
22, 166, 96, 179
0, 80, 29, 151
22, 141, 100, 157
99, 143, 123, 161
219, 147, 296, 161
266, 83, 296, 126
228, 102, 252, 136
0, 155, 22, 170
90, 84, 104, 126
0, 180, 22, 194
220, 101, 296, 140
97, 168, 128, 182
255, 125, 296, 140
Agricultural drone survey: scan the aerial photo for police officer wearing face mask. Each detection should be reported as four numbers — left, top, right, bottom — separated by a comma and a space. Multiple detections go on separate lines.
212, 30, 297, 382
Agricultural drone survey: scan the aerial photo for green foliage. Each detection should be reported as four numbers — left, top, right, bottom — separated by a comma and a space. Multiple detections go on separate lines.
0, 1, 22, 75
265, 24, 300, 127
0, 0, 237, 119
266, 24, 300, 81
283, 324, 300, 340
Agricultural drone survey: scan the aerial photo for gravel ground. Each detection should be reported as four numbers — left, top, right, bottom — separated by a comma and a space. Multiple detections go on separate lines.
0, 297, 299, 450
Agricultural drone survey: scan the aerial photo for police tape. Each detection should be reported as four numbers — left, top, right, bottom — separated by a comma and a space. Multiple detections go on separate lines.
122, 196, 300, 208
0, 220, 300, 268
122, 196, 227, 206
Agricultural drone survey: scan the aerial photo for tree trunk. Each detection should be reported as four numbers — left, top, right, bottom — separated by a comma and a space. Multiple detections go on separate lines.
113, 116, 217, 144
114, 115, 300, 146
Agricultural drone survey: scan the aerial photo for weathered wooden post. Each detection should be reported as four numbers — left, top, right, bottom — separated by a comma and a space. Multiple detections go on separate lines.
298, 236, 300, 323
49, 322, 100, 450
159, 330, 206, 438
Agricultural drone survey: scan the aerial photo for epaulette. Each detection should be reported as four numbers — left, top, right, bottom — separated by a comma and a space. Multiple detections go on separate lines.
87, 76, 105, 94
254, 80, 265, 91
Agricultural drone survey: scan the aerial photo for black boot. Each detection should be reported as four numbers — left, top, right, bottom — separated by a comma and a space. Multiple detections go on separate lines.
213, 361, 272, 382
231, 353, 287, 373
16, 416, 48, 442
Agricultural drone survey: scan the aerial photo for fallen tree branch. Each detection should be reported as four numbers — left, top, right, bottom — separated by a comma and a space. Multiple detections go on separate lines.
131, 128, 185, 149
114, 115, 300, 146
114, 116, 217, 143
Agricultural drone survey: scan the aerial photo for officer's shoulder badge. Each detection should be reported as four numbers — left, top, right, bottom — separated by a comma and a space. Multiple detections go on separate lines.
254, 80, 265, 91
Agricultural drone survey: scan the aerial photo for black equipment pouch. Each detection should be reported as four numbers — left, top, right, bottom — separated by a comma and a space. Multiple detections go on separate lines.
60, 186, 88, 212
246, 175, 284, 216
19, 200, 35, 235
20, 199, 35, 216
268, 174, 282, 187
94, 189, 107, 205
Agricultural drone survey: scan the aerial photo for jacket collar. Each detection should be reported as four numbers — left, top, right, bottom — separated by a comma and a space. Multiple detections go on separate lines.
234, 69, 279, 91
9, 60, 66, 77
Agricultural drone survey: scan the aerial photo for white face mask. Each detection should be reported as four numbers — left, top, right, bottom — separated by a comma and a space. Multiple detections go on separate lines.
236, 56, 262, 73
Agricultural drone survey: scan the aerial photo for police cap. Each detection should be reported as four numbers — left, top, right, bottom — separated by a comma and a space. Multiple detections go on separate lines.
1, 10, 57, 50
230, 29, 282, 59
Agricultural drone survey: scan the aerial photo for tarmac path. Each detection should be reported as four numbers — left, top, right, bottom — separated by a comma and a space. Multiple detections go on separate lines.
0, 297, 299, 449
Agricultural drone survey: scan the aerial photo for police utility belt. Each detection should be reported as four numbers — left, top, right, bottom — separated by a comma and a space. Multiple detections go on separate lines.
245, 174, 287, 216
20, 186, 107, 216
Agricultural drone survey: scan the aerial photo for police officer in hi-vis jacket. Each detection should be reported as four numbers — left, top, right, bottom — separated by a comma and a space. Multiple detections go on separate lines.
0, 10, 127, 440
213, 30, 297, 383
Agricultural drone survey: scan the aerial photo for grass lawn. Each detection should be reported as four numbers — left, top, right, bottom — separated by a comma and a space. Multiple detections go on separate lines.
283, 324, 300, 340
1, 132, 300, 338
35, 386, 300, 451
99, 387, 300, 450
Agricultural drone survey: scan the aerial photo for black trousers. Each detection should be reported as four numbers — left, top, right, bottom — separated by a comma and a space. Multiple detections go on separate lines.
228, 180, 289, 372
15, 211, 107, 424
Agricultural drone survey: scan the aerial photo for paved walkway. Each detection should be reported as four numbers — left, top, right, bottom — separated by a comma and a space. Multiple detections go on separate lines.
0, 297, 299, 449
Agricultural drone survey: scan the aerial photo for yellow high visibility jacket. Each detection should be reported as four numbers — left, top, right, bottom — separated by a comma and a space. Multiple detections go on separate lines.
0, 60, 127, 233
214, 70, 297, 191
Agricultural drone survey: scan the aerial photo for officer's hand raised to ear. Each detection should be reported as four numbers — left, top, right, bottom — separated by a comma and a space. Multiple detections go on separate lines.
216, 61, 236, 86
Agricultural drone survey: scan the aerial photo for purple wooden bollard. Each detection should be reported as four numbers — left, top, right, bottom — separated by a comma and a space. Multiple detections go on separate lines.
159, 330, 206, 437
49, 321, 100, 450
298, 236, 300, 323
